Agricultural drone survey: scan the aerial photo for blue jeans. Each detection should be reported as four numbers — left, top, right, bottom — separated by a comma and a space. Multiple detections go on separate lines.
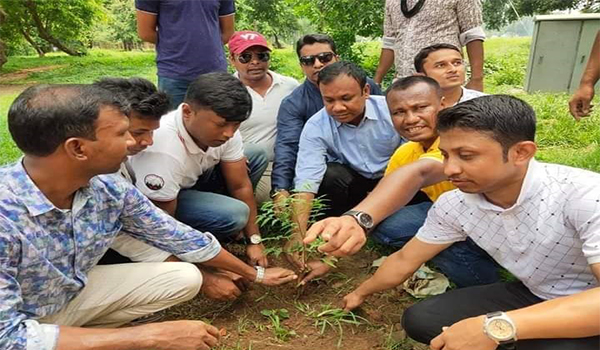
158, 76, 192, 109
174, 144, 269, 241
371, 202, 501, 288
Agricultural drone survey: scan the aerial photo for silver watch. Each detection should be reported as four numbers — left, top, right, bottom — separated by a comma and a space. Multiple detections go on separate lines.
483, 311, 517, 346
254, 266, 265, 283
342, 210, 374, 232
249, 234, 262, 245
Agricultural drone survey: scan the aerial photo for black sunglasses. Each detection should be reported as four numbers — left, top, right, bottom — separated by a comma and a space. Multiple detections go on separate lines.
237, 51, 270, 64
299, 52, 335, 66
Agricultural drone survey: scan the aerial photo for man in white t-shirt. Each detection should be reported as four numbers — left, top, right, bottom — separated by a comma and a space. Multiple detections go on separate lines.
130, 72, 270, 268
306, 95, 600, 349
228, 31, 299, 202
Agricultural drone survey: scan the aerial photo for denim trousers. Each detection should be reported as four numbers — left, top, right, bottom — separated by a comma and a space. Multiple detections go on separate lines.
158, 76, 192, 109
174, 144, 268, 241
371, 201, 501, 287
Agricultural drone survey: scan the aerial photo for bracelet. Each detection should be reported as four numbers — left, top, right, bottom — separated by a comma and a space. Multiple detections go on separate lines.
254, 266, 265, 283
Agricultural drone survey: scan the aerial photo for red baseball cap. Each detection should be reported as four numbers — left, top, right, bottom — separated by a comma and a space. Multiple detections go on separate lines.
228, 31, 271, 54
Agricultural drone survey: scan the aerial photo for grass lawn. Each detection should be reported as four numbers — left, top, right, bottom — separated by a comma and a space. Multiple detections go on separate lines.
0, 37, 598, 350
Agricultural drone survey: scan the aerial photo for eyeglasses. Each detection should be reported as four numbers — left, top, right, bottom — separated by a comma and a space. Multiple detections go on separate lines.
299, 52, 335, 66
237, 51, 270, 64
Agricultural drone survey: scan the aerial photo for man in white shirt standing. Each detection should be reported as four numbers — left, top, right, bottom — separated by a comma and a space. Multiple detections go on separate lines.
228, 31, 299, 202
306, 95, 600, 349
130, 72, 270, 269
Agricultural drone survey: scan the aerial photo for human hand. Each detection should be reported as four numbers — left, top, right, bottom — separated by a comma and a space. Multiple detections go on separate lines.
298, 259, 333, 285
569, 84, 595, 120
342, 290, 367, 312
273, 190, 290, 216
260, 267, 297, 286
246, 243, 269, 267
430, 316, 497, 350
144, 320, 220, 350
465, 77, 484, 92
303, 216, 367, 257
284, 236, 306, 271
200, 269, 243, 301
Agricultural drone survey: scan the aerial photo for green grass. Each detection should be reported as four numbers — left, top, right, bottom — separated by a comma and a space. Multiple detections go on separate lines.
1, 39, 599, 173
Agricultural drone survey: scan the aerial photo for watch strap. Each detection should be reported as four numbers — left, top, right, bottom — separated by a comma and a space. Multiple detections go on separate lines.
254, 266, 265, 283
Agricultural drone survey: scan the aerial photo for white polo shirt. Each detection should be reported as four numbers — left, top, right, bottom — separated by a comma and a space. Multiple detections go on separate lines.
129, 106, 245, 201
235, 70, 299, 161
416, 160, 600, 300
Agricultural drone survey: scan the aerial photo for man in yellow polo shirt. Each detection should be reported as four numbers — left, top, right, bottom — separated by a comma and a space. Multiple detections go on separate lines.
302, 76, 500, 287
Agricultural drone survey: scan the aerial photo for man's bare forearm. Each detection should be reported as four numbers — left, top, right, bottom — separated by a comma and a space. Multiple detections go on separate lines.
374, 48, 395, 84
229, 185, 260, 237
466, 40, 484, 91
580, 31, 600, 86
201, 249, 257, 281
57, 325, 154, 350
508, 287, 600, 340
291, 192, 315, 238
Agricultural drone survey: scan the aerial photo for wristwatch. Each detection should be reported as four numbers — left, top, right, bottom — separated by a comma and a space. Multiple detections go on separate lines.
483, 311, 517, 348
249, 234, 262, 245
254, 266, 265, 283
342, 210, 374, 232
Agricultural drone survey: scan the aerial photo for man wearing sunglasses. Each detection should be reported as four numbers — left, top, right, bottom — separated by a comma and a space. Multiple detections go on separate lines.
272, 34, 383, 211
229, 31, 299, 203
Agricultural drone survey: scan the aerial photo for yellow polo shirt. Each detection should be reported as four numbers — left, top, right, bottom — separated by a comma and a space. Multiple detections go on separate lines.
385, 137, 455, 201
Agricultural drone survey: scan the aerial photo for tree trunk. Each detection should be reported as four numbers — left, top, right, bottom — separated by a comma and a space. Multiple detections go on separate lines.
22, 0, 84, 56
0, 40, 7, 70
273, 33, 283, 49
20, 28, 46, 57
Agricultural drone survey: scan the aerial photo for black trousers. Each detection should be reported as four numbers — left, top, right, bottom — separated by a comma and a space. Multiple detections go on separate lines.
402, 282, 600, 350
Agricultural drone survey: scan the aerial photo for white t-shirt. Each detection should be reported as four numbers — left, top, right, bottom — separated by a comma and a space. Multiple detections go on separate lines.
235, 70, 299, 161
416, 160, 600, 300
129, 106, 245, 201
458, 86, 486, 104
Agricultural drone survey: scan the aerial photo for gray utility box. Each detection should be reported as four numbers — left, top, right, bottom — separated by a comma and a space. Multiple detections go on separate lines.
525, 14, 600, 93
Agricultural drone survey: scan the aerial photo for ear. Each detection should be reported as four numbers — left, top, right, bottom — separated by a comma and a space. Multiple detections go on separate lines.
63, 138, 89, 162
181, 103, 193, 121
510, 141, 537, 165
439, 96, 448, 110
363, 83, 371, 99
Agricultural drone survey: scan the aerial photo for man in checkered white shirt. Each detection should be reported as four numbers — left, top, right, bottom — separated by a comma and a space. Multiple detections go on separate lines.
306, 95, 600, 349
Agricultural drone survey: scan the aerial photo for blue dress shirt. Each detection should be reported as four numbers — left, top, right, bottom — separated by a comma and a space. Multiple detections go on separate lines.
271, 78, 383, 192
293, 95, 404, 193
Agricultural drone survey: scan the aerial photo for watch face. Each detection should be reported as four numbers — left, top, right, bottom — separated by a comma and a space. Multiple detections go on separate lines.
488, 319, 514, 340
250, 234, 262, 244
358, 213, 374, 229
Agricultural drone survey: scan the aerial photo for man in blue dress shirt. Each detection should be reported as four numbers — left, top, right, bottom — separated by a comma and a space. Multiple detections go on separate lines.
271, 34, 383, 207
286, 62, 404, 280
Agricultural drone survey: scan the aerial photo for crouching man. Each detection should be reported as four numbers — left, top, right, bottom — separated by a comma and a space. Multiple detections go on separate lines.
0, 84, 296, 350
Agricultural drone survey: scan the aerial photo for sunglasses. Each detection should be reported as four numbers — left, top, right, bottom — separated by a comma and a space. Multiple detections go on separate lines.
299, 52, 335, 66
237, 51, 270, 64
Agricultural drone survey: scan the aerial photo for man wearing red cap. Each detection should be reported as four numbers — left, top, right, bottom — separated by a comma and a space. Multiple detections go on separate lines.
229, 31, 299, 202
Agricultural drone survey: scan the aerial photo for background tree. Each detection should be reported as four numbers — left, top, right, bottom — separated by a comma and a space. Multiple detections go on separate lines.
0, 0, 104, 56
483, 0, 598, 30
236, 0, 299, 48
0, 5, 6, 69
104, 0, 142, 51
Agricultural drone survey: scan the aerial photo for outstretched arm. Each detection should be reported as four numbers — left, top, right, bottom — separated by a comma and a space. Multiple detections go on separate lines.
570, 30, 600, 120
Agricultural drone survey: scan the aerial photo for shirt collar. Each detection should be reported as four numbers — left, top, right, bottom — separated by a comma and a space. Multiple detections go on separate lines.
174, 106, 204, 155
8, 159, 93, 217
463, 159, 542, 211
332, 97, 379, 128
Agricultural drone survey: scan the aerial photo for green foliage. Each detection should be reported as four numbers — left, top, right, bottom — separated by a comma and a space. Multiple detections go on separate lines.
260, 308, 297, 341
0, 93, 21, 165
483, 0, 589, 30
236, 0, 299, 48
291, 0, 385, 61
295, 302, 368, 347
0, 0, 105, 56
98, 0, 142, 50
483, 37, 530, 87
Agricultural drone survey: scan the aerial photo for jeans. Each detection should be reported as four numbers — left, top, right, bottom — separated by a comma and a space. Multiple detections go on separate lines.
402, 282, 600, 350
371, 201, 501, 287
175, 144, 269, 241
158, 76, 192, 109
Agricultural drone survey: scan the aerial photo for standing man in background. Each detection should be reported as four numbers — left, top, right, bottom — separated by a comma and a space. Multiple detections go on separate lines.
375, 0, 485, 92
570, 30, 599, 120
135, 0, 236, 108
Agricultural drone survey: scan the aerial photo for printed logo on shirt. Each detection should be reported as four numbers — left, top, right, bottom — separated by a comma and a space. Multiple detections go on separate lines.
144, 174, 165, 191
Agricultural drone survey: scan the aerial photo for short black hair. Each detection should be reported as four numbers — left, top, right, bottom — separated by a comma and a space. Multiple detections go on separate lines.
386, 75, 442, 98
8, 84, 126, 157
184, 72, 252, 122
437, 95, 536, 160
93, 77, 170, 120
414, 43, 462, 73
296, 33, 337, 58
317, 61, 367, 89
